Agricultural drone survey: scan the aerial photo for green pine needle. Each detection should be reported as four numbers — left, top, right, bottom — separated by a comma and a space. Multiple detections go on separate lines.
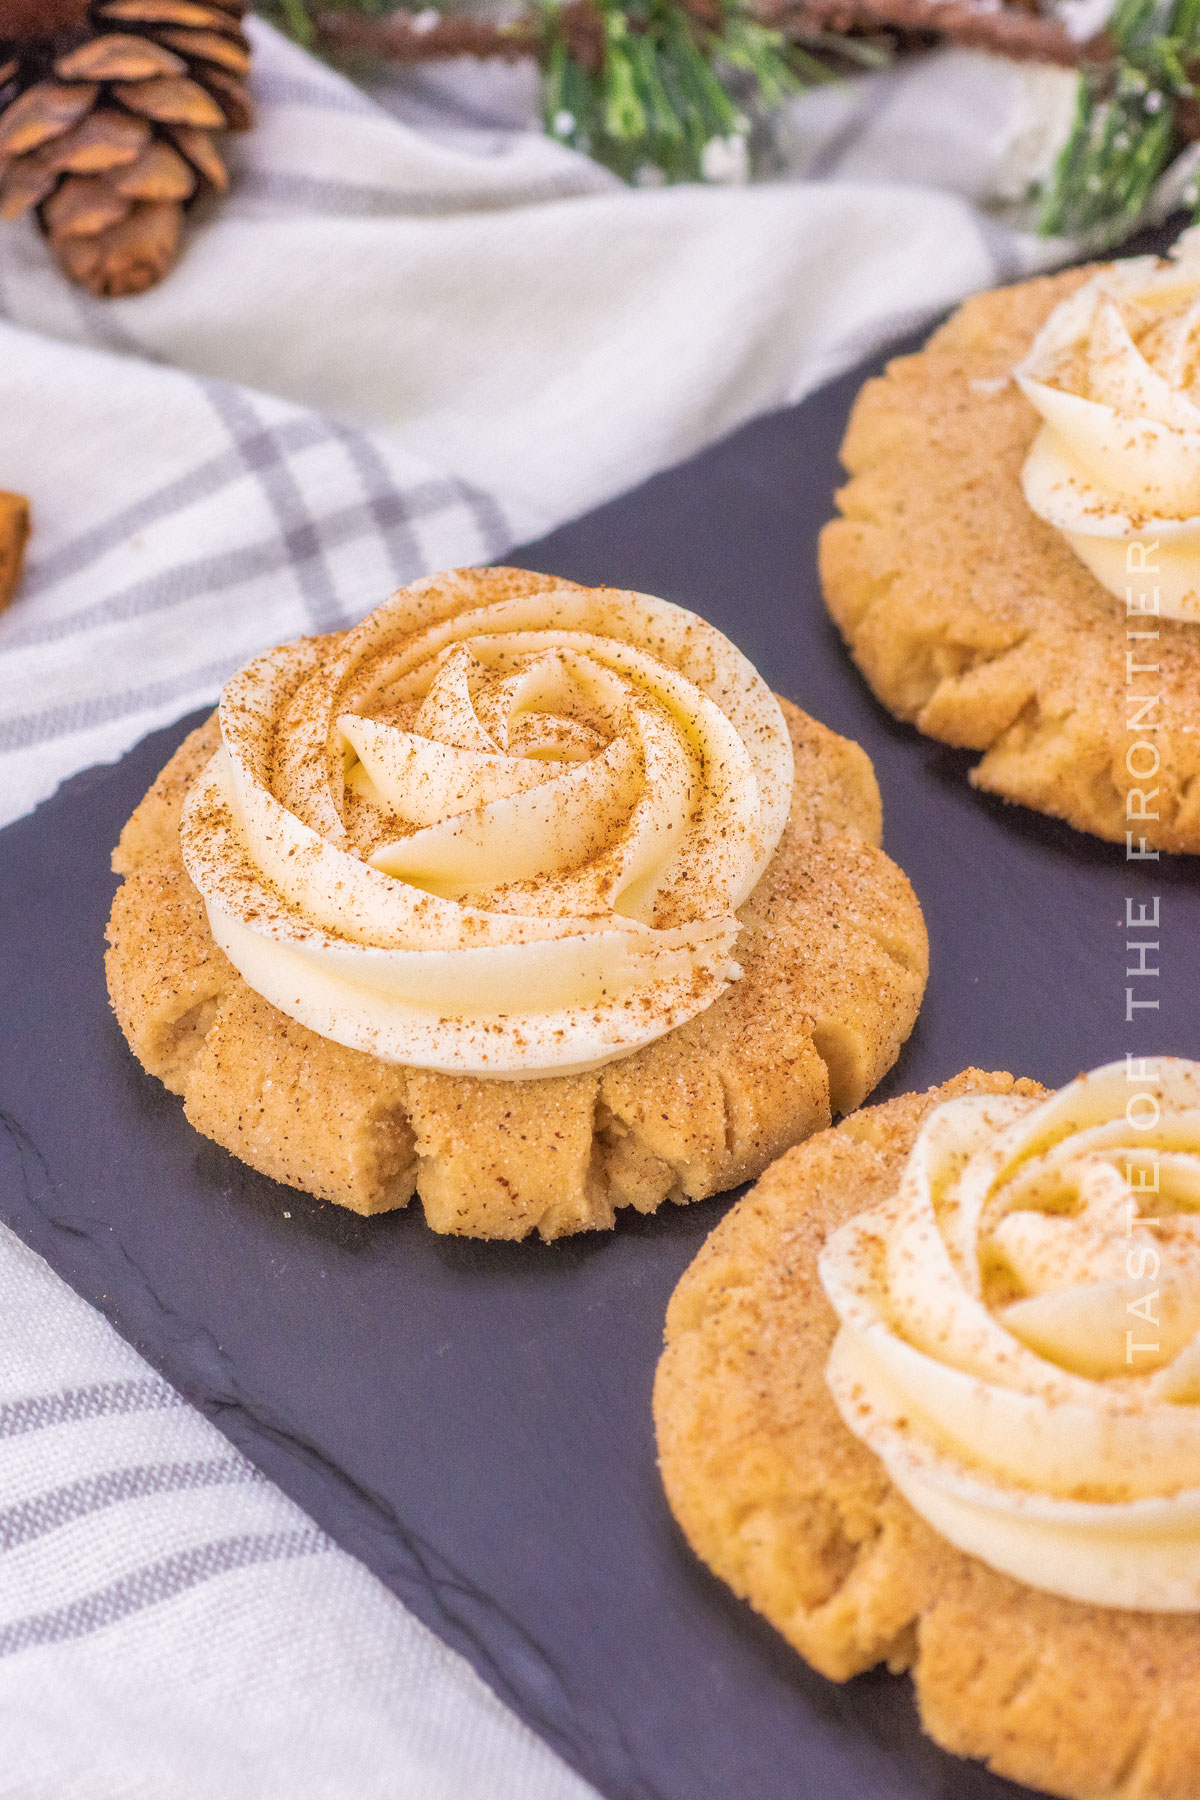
261, 0, 1200, 224
1040, 0, 1200, 240
263, 0, 842, 185
541, 0, 816, 183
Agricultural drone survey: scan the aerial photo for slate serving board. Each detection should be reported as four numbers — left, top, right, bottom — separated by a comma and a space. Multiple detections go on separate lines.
3, 326, 1199, 1800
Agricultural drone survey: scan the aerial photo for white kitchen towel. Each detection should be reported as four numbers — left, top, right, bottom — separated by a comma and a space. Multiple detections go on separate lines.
0, 21, 1081, 831
0, 22, 1084, 1799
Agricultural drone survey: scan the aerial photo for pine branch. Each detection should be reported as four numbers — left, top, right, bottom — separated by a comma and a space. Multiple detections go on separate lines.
1040, 0, 1200, 238
313, 8, 543, 62
766, 0, 1104, 63
309, 0, 1109, 68
264, 0, 1200, 234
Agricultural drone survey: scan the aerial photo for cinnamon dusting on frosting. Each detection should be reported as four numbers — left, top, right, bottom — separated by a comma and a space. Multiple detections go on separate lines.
1016, 231, 1200, 619
820, 1058, 1200, 1611
179, 569, 794, 1076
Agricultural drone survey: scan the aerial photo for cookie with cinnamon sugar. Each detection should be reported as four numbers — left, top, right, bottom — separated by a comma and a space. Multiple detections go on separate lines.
105, 568, 927, 1239
819, 266, 1200, 853
654, 1072, 1200, 1800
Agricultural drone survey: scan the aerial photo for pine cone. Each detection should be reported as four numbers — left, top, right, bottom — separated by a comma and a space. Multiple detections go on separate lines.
0, 0, 252, 297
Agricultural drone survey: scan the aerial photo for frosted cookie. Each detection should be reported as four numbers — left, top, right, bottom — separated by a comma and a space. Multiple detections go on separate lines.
106, 567, 927, 1239
655, 1060, 1200, 1800
820, 232, 1200, 853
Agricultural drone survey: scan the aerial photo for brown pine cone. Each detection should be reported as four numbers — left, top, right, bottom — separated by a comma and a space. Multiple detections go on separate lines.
0, 0, 253, 298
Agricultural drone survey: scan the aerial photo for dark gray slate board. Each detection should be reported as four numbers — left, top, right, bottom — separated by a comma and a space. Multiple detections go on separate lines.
2, 325, 1198, 1800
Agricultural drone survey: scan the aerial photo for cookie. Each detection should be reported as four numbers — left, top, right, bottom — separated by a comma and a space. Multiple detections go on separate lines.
106, 575, 927, 1240
0, 488, 29, 611
654, 1074, 1200, 1800
819, 266, 1200, 853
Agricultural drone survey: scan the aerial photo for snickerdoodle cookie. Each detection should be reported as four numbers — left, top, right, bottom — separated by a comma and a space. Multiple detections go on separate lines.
655, 1061, 1200, 1800
820, 238, 1200, 853
106, 567, 927, 1239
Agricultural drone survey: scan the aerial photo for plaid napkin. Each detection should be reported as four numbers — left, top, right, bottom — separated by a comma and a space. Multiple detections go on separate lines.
0, 23, 1078, 1797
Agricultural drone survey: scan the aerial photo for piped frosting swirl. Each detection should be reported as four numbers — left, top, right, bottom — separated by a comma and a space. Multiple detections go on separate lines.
180, 570, 794, 1076
820, 1060, 1200, 1611
1016, 231, 1200, 619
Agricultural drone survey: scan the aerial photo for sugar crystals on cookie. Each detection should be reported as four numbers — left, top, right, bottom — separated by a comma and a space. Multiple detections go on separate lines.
820, 231, 1200, 852
655, 1058, 1200, 1800
107, 567, 928, 1237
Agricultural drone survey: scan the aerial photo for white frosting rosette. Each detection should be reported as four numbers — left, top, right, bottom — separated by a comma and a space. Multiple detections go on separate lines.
180, 572, 794, 1077
820, 1060, 1200, 1611
1015, 231, 1200, 620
